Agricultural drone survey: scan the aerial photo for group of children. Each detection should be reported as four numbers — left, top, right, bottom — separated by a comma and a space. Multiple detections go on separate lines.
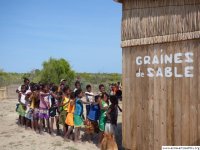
16, 78, 122, 145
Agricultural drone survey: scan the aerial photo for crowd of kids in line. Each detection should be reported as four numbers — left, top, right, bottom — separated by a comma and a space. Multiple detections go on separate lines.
16, 78, 122, 145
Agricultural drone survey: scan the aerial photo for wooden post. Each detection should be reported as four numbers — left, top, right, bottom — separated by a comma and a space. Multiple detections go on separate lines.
114, 0, 200, 149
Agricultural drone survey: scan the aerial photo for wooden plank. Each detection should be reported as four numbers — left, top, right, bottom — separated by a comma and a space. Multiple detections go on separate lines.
189, 40, 198, 145
181, 44, 190, 145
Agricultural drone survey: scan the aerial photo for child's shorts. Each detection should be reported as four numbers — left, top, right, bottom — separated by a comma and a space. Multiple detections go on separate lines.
25, 108, 33, 120
39, 109, 49, 119
49, 107, 59, 118
33, 108, 39, 120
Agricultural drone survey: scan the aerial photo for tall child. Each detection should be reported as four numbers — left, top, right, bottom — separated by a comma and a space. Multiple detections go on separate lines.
17, 85, 27, 126
49, 85, 60, 135
74, 89, 91, 142
59, 86, 70, 136
38, 84, 50, 133
85, 84, 94, 116
65, 92, 75, 141
99, 92, 109, 144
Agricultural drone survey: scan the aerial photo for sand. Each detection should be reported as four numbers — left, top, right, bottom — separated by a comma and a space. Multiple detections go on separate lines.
0, 98, 123, 150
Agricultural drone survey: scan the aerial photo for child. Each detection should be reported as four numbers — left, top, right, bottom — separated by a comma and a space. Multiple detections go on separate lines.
74, 89, 91, 142
49, 85, 60, 135
30, 84, 40, 132
24, 84, 34, 130
85, 84, 94, 116
85, 95, 100, 142
64, 92, 75, 141
17, 85, 27, 126
99, 92, 109, 144
38, 84, 50, 134
98, 84, 105, 96
105, 95, 122, 137
59, 86, 70, 136
73, 81, 81, 92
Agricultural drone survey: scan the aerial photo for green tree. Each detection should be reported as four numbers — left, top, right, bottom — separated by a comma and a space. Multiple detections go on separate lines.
40, 58, 75, 85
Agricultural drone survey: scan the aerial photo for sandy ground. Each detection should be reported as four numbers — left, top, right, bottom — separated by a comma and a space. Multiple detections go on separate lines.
0, 98, 123, 150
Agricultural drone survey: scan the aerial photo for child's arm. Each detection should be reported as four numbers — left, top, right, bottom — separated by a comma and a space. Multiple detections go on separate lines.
50, 92, 59, 99
81, 100, 91, 105
40, 92, 50, 97
99, 100, 109, 110
106, 107, 111, 120
117, 105, 122, 112
85, 92, 94, 96
18, 93, 21, 103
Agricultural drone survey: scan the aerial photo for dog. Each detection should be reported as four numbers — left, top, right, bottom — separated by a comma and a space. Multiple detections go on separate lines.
101, 133, 118, 150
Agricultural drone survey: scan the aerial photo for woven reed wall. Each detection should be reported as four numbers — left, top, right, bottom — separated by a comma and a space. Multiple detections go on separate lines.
121, 0, 200, 47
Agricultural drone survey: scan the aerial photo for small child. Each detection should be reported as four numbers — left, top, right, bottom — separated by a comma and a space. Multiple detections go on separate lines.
30, 84, 40, 132
85, 84, 94, 116
85, 95, 100, 142
74, 81, 81, 92
64, 92, 75, 141
17, 85, 27, 126
49, 85, 60, 135
59, 86, 70, 136
74, 89, 91, 142
105, 95, 122, 137
98, 92, 109, 144
38, 84, 50, 133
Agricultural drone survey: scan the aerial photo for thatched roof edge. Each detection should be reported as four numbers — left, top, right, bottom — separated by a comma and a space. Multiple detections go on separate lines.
114, 0, 123, 3
121, 31, 200, 47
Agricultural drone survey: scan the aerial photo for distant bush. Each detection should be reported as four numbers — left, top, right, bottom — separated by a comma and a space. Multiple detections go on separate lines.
40, 58, 76, 85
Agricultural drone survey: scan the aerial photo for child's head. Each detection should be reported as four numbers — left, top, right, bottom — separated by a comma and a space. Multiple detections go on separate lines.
23, 78, 30, 85
70, 92, 75, 100
110, 95, 118, 105
75, 89, 83, 98
95, 95, 101, 103
101, 92, 109, 102
99, 84, 105, 93
86, 84, 92, 92
75, 81, 81, 89
21, 85, 26, 93
63, 85, 70, 95
41, 84, 49, 92
51, 85, 58, 93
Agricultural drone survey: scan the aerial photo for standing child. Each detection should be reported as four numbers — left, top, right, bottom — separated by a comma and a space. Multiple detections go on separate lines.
73, 81, 81, 92
17, 85, 27, 126
64, 92, 75, 141
38, 84, 50, 134
99, 93, 109, 144
85, 84, 94, 116
105, 95, 122, 137
85, 95, 100, 142
59, 86, 70, 136
49, 85, 60, 135
74, 89, 91, 142
30, 84, 40, 132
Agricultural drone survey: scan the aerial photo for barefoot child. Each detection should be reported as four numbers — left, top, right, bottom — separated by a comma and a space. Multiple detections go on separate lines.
17, 85, 27, 126
99, 93, 109, 144
85, 84, 94, 116
74, 89, 91, 142
64, 92, 75, 141
85, 95, 100, 142
105, 95, 122, 137
38, 84, 50, 133
59, 86, 70, 136
49, 85, 60, 135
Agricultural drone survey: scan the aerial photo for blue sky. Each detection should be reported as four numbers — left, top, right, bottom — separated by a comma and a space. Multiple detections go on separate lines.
0, 0, 122, 73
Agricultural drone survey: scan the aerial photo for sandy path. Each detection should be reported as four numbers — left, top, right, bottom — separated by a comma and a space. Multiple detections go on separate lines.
0, 98, 123, 150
